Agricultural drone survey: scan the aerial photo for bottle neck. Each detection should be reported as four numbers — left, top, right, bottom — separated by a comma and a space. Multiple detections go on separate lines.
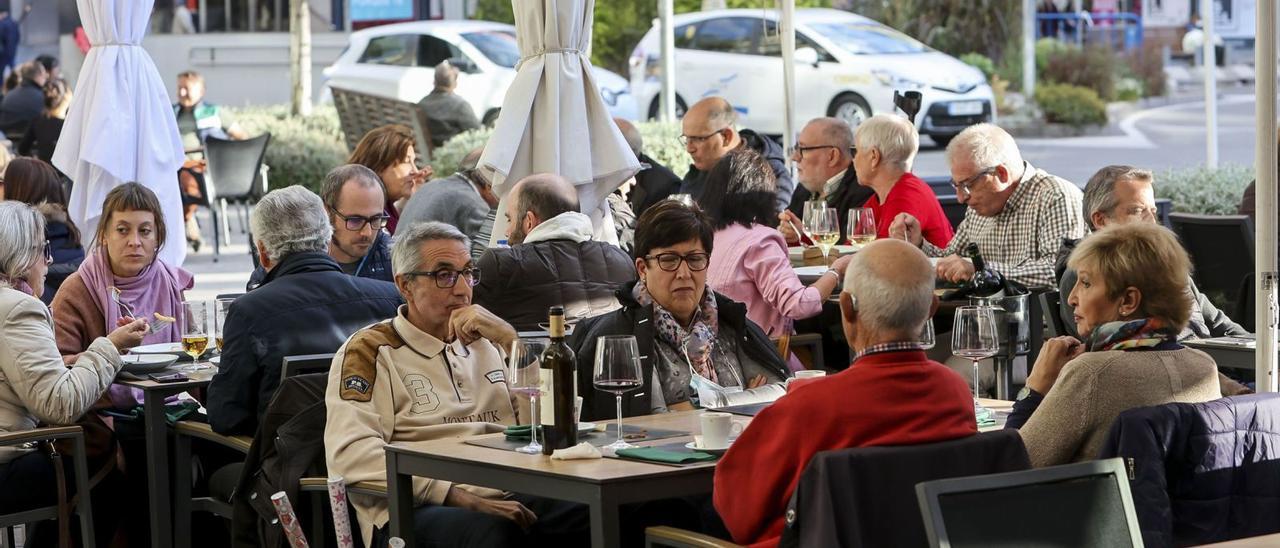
548, 315, 565, 339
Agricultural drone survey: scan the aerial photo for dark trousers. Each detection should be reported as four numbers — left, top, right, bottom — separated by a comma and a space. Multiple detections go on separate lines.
373, 493, 589, 548
0, 448, 124, 547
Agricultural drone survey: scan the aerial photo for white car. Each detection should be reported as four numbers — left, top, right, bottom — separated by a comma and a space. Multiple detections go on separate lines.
323, 20, 638, 127
629, 8, 994, 145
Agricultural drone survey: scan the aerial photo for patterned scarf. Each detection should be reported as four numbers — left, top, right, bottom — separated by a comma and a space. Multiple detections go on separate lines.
633, 280, 720, 383
1085, 318, 1178, 352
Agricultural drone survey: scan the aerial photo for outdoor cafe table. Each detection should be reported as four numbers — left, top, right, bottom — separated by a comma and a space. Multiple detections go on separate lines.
386, 399, 1013, 547
114, 364, 217, 548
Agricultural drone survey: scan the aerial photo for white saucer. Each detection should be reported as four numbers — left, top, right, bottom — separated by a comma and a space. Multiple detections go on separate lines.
210, 356, 222, 365
577, 422, 596, 433
131, 342, 184, 354
685, 440, 730, 456
121, 353, 179, 374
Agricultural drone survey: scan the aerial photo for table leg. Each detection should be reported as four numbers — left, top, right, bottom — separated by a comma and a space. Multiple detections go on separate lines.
143, 391, 172, 547
589, 490, 621, 548
386, 450, 416, 545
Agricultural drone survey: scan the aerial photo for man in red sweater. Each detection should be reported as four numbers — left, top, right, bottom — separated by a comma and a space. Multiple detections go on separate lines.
855, 114, 954, 248
712, 239, 976, 548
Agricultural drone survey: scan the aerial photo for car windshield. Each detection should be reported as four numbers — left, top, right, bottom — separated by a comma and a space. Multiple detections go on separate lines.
462, 30, 520, 68
808, 23, 929, 55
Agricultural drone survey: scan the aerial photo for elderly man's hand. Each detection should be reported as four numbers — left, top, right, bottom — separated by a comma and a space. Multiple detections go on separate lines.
888, 213, 923, 247
935, 255, 975, 283
448, 304, 517, 350
1026, 336, 1085, 394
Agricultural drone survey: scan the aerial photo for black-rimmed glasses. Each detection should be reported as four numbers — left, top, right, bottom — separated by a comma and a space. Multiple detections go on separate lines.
644, 252, 710, 272
329, 206, 390, 231
679, 127, 730, 146
788, 144, 839, 159
951, 166, 998, 194
407, 268, 481, 288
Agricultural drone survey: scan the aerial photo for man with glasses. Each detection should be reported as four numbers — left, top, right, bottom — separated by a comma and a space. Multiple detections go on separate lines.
780, 117, 873, 245
326, 221, 589, 547
473, 173, 634, 331
679, 97, 795, 212
399, 147, 499, 261
889, 123, 1084, 288
208, 186, 400, 436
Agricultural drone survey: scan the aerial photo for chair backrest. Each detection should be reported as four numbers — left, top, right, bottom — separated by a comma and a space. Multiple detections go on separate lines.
1168, 213, 1254, 315
922, 175, 955, 198
281, 353, 336, 380
936, 194, 968, 231
1039, 290, 1068, 338
779, 429, 1031, 548
205, 133, 272, 202
215, 292, 246, 302
329, 86, 434, 161
1154, 198, 1173, 228
916, 458, 1142, 548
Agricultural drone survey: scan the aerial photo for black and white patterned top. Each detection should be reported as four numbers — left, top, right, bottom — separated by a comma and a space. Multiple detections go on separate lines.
924, 162, 1085, 288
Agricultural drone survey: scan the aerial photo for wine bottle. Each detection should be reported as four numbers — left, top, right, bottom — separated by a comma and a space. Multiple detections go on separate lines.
540, 306, 578, 454
965, 243, 1004, 297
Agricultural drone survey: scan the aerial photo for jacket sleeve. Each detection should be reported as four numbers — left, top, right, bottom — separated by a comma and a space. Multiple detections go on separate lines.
0, 297, 121, 425
206, 308, 261, 435
324, 345, 450, 507
1191, 279, 1249, 337
714, 397, 809, 545
17, 123, 33, 155
984, 183, 1086, 288
770, 159, 796, 213
924, 212, 968, 258
1017, 356, 1101, 467
470, 249, 502, 312
50, 274, 97, 359
743, 234, 823, 322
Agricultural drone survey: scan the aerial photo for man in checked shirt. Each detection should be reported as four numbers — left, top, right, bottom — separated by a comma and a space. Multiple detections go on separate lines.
890, 123, 1086, 289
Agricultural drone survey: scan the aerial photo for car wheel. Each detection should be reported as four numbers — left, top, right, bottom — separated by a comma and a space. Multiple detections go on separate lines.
931, 134, 954, 148
828, 94, 872, 129
482, 109, 501, 127
647, 95, 687, 121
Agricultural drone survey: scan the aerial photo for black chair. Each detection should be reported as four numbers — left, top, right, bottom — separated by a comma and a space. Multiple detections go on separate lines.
0, 426, 96, 548
916, 458, 1143, 548
936, 195, 968, 231
1168, 213, 1255, 321
1039, 290, 1069, 338
1154, 198, 1173, 228
197, 133, 271, 262
281, 353, 336, 380
922, 175, 955, 197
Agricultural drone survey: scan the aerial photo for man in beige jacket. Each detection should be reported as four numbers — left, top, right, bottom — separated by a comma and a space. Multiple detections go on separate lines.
324, 221, 588, 547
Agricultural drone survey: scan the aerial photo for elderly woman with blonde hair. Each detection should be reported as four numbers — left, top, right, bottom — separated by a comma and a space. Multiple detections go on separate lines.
1007, 221, 1221, 467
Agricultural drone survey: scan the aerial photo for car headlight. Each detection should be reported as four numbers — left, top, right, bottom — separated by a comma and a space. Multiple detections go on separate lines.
871, 69, 926, 90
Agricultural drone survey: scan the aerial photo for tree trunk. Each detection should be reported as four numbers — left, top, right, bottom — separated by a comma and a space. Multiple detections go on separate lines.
289, 0, 313, 116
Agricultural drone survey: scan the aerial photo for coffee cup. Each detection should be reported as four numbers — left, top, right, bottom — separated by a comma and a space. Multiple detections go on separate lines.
699, 412, 743, 450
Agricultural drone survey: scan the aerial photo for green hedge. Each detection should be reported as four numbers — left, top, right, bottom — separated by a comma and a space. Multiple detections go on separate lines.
1034, 83, 1107, 127
226, 105, 348, 194
1155, 163, 1254, 215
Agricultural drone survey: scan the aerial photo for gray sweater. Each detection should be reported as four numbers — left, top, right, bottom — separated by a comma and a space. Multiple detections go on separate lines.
398, 173, 494, 260
1018, 347, 1220, 467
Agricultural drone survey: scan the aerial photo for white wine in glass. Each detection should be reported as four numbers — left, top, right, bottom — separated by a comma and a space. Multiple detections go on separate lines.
805, 207, 839, 263
181, 301, 209, 361
847, 207, 877, 246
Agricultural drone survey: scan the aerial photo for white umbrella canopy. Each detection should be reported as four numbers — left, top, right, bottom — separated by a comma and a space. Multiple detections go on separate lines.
479, 0, 641, 245
54, 0, 187, 266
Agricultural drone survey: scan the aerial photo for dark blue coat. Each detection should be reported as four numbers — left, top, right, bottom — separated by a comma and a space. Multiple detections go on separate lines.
246, 231, 393, 291
1099, 393, 1280, 547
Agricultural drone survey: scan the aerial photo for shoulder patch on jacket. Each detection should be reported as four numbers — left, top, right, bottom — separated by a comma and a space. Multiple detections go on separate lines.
340, 322, 404, 402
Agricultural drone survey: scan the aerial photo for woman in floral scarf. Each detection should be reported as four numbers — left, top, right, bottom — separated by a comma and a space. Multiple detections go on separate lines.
1007, 222, 1220, 467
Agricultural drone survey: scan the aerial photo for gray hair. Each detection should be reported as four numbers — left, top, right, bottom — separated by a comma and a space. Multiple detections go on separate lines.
945, 123, 1022, 172
1082, 165, 1154, 230
251, 186, 333, 264
392, 221, 471, 275
319, 164, 385, 209
434, 61, 458, 89
855, 114, 918, 171
0, 201, 45, 286
844, 245, 934, 333
810, 117, 854, 160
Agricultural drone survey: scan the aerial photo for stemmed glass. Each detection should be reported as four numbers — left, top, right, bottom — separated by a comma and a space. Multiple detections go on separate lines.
180, 301, 210, 365
847, 207, 877, 247
805, 207, 839, 264
214, 298, 234, 353
594, 335, 643, 452
952, 306, 999, 414
508, 338, 549, 454
919, 318, 936, 349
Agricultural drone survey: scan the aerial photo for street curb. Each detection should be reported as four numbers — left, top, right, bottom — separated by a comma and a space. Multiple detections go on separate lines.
1000, 100, 1137, 139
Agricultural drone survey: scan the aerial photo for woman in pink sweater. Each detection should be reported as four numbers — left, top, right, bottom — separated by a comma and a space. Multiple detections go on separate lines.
701, 149, 849, 367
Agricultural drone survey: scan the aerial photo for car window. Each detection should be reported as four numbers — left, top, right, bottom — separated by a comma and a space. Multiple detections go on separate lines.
358, 34, 417, 66
675, 24, 696, 49
807, 22, 930, 55
462, 30, 520, 68
418, 34, 463, 68
758, 20, 836, 61
689, 17, 758, 54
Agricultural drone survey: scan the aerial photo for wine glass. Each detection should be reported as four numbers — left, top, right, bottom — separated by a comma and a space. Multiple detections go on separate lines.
508, 338, 549, 454
919, 318, 936, 349
180, 301, 209, 362
594, 335, 643, 452
847, 207, 877, 247
214, 298, 234, 353
952, 306, 999, 414
668, 193, 695, 207
805, 207, 839, 264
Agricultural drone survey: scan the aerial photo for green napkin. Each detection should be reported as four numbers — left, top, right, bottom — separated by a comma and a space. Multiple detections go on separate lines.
615, 446, 718, 464
128, 401, 202, 425
976, 406, 998, 427
505, 425, 533, 440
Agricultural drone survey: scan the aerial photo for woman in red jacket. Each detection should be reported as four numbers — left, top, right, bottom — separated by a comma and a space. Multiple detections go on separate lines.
854, 114, 954, 248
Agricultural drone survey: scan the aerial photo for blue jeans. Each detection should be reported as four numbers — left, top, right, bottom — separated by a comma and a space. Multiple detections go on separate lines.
372, 493, 589, 548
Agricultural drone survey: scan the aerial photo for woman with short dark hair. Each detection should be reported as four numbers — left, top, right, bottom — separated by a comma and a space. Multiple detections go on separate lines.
4, 158, 82, 303
569, 201, 788, 421
701, 148, 849, 346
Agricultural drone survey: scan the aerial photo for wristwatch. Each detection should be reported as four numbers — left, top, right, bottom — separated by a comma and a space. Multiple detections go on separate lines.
1016, 386, 1033, 401
822, 269, 841, 282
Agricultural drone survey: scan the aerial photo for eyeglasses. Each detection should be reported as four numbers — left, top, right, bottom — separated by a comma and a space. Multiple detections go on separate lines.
644, 252, 710, 272
788, 144, 839, 159
42, 241, 51, 265
951, 167, 998, 194
406, 268, 481, 288
330, 206, 390, 231
679, 127, 729, 146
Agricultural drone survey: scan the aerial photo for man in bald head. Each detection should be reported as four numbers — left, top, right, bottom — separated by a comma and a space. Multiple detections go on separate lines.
713, 239, 977, 547
679, 97, 796, 212
473, 173, 635, 330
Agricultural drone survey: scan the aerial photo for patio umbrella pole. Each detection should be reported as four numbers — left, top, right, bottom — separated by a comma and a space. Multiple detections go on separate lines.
1255, 0, 1277, 393
780, 0, 795, 170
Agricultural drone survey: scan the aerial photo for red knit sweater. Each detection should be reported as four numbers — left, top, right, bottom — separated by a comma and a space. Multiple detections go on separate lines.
865, 172, 955, 249
712, 350, 977, 547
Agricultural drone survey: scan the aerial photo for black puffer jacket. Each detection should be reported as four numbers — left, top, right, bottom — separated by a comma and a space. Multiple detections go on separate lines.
568, 281, 788, 422
472, 231, 635, 332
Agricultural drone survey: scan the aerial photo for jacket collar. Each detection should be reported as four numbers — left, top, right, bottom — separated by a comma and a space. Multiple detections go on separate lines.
391, 305, 447, 358
523, 212, 593, 245
261, 251, 343, 286
614, 280, 748, 331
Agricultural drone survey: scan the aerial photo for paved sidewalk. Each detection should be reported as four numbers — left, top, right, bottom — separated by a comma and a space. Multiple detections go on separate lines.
184, 208, 256, 301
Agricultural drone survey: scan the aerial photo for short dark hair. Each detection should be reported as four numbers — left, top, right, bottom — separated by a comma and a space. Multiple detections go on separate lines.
4, 158, 65, 207
319, 164, 386, 209
634, 201, 714, 259
94, 183, 167, 250
35, 54, 58, 74
700, 148, 778, 231
517, 175, 579, 223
